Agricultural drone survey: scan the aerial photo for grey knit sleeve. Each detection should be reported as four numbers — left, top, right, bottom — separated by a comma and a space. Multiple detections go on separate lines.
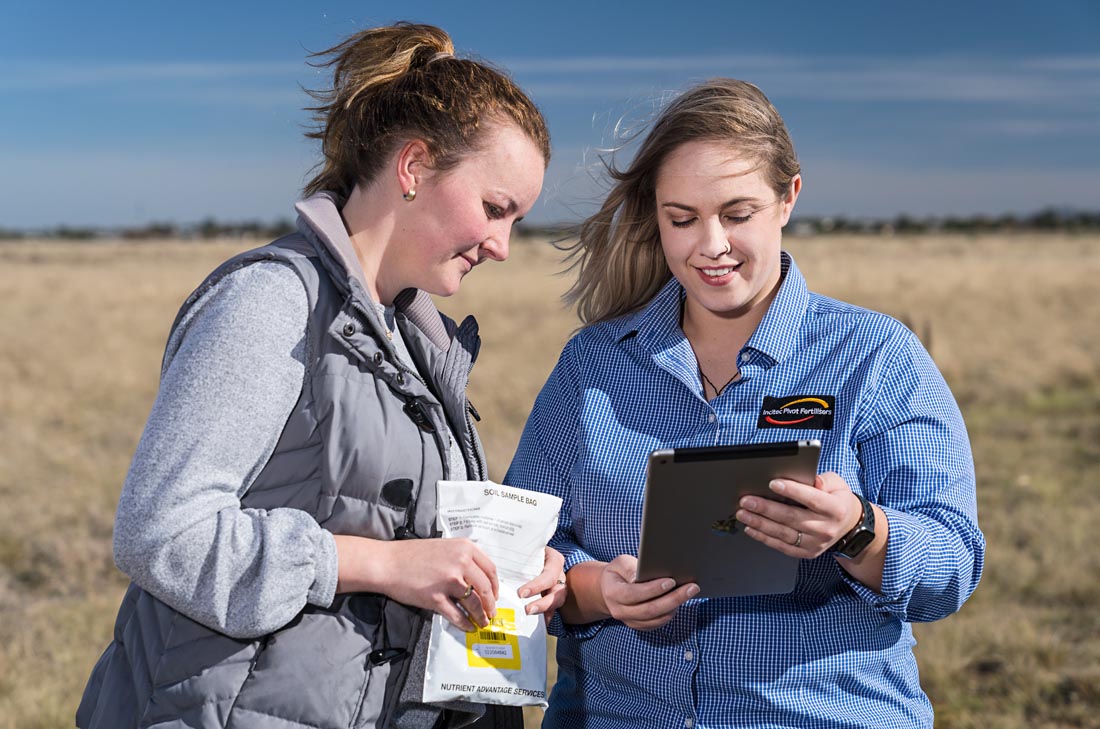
112, 261, 338, 640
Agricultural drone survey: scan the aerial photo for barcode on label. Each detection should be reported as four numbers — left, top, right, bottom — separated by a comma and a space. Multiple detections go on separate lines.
478, 630, 507, 641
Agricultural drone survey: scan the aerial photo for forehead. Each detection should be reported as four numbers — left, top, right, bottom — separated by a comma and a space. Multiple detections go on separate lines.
448, 124, 545, 210
656, 140, 771, 199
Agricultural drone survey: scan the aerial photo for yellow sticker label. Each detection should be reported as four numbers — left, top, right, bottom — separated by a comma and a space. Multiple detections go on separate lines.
465, 608, 521, 670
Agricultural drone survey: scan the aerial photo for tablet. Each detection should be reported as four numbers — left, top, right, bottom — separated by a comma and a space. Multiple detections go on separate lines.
635, 440, 821, 598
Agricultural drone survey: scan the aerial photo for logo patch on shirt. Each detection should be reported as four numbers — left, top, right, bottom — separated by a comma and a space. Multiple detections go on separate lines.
758, 396, 835, 430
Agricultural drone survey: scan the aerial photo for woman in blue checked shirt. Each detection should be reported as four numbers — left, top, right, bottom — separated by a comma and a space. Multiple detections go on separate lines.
506, 78, 984, 728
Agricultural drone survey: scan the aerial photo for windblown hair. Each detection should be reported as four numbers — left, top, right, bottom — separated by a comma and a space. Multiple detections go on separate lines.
303, 22, 550, 205
561, 78, 800, 325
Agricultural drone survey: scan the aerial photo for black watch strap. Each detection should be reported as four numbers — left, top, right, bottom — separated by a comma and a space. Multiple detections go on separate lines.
830, 491, 876, 559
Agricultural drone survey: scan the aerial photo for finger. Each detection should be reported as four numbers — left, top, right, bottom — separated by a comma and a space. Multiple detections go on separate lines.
737, 494, 805, 525
518, 566, 560, 599
544, 545, 566, 572
524, 582, 567, 615
524, 592, 557, 616
459, 562, 497, 619
438, 598, 477, 632
469, 546, 500, 602
742, 525, 803, 558
766, 479, 833, 515
457, 586, 492, 628
737, 508, 804, 546
520, 546, 565, 598
621, 584, 697, 630
608, 576, 679, 607
615, 583, 697, 623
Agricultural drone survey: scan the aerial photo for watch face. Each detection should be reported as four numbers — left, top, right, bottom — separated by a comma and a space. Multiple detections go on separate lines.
839, 528, 875, 558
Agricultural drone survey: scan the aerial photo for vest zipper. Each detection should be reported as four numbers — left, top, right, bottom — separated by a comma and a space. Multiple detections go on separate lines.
465, 404, 486, 481
225, 634, 271, 723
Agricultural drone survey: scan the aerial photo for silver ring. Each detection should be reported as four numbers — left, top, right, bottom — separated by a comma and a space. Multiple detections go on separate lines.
794, 531, 803, 548
556, 576, 567, 586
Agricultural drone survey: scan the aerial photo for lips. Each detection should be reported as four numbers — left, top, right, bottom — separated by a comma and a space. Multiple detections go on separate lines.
695, 262, 742, 286
458, 254, 478, 273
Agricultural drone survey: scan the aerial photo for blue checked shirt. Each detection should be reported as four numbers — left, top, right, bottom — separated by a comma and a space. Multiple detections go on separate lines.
505, 253, 984, 729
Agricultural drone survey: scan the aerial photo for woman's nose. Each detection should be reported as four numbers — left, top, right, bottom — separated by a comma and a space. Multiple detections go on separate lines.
479, 229, 510, 262
700, 217, 730, 258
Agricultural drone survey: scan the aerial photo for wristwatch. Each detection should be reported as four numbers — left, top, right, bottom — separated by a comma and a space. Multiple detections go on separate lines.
830, 491, 876, 559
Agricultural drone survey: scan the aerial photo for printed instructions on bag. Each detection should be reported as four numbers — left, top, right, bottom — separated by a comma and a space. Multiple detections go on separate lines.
423, 480, 562, 708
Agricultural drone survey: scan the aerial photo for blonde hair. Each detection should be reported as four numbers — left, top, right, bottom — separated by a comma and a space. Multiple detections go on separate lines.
561, 78, 800, 325
303, 22, 550, 205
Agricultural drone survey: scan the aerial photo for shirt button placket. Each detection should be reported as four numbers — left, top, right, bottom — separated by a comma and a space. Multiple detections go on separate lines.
677, 605, 699, 729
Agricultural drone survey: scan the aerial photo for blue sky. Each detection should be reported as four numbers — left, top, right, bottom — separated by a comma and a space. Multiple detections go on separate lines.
2, 0, 1098, 227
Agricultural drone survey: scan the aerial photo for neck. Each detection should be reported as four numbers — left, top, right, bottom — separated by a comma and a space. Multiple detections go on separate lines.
340, 183, 402, 304
681, 291, 774, 354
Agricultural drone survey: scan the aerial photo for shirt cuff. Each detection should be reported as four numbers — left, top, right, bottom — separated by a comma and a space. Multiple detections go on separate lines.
837, 505, 929, 616
307, 529, 339, 608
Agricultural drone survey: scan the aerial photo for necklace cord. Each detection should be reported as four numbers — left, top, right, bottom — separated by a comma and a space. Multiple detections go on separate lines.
699, 366, 739, 398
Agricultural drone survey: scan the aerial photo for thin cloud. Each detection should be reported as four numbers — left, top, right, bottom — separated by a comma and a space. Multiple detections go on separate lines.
505, 53, 1100, 105
0, 61, 305, 90
7, 53, 1098, 106
960, 118, 1100, 137
1019, 55, 1100, 72
502, 54, 802, 74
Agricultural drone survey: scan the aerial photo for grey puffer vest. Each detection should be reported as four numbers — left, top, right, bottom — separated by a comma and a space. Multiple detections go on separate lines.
77, 194, 496, 729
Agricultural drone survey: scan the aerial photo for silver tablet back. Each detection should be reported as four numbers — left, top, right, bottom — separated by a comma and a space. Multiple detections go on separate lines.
635, 440, 821, 598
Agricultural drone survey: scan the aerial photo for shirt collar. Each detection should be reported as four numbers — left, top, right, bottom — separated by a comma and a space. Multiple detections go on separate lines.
611, 274, 680, 346
745, 251, 809, 366
612, 251, 809, 367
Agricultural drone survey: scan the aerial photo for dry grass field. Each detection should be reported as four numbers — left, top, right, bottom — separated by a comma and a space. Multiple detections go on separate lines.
1, 233, 1098, 728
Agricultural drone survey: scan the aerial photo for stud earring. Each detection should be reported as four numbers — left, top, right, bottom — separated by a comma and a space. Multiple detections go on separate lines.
403, 189, 417, 202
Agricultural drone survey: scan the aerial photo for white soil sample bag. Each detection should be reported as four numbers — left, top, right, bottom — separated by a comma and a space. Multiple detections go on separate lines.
423, 480, 562, 708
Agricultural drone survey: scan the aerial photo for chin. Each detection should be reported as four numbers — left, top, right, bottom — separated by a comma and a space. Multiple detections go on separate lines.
691, 290, 756, 317
424, 277, 463, 298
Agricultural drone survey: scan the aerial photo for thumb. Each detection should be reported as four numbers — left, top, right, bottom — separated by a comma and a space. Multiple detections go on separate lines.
607, 554, 638, 583
815, 471, 850, 494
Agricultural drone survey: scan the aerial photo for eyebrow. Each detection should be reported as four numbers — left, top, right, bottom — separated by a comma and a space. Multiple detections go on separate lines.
660, 197, 760, 213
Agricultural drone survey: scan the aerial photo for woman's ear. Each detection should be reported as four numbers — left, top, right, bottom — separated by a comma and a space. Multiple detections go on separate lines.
394, 139, 432, 198
779, 174, 802, 227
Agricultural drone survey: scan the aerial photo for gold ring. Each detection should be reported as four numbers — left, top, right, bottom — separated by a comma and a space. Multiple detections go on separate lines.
460, 583, 474, 600
794, 531, 803, 548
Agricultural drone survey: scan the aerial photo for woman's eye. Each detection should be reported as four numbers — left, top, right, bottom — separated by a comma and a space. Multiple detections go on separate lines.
670, 218, 696, 228
484, 202, 504, 220
725, 212, 754, 224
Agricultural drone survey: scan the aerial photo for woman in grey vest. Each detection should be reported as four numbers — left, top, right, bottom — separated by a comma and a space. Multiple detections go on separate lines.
77, 22, 562, 729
